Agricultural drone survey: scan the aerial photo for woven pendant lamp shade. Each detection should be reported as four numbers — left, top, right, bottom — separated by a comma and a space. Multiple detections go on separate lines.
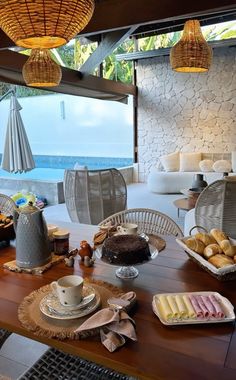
170, 20, 212, 72
22, 49, 62, 87
0, 0, 95, 49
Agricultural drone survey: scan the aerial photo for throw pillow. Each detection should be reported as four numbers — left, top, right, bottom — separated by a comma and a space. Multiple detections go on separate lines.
74, 162, 88, 170
232, 152, 236, 173
212, 160, 232, 173
199, 159, 214, 172
179, 152, 202, 172
159, 151, 179, 172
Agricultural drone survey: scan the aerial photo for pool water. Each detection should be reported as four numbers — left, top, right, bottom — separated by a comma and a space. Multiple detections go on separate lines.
0, 156, 133, 181
0, 168, 66, 181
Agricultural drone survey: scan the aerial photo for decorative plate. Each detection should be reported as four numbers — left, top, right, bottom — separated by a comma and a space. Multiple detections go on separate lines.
40, 285, 101, 320
152, 291, 235, 326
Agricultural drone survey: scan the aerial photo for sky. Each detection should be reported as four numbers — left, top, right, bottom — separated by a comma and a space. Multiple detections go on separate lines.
0, 93, 134, 158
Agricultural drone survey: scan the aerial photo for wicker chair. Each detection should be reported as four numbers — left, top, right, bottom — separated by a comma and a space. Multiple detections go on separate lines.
0, 193, 17, 215
64, 168, 127, 225
0, 195, 16, 349
99, 208, 183, 237
195, 177, 236, 238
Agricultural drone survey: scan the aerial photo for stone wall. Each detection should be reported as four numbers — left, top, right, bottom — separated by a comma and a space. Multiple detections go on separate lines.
136, 46, 236, 182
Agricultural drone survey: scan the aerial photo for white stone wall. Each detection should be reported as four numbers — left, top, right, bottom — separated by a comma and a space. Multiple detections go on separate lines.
137, 47, 236, 182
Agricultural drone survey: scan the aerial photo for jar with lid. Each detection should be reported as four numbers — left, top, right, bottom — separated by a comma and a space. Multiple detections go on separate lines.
47, 224, 58, 253
53, 229, 70, 255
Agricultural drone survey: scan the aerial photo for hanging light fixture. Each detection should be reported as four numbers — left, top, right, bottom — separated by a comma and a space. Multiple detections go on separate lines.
0, 0, 95, 49
22, 49, 62, 87
170, 20, 212, 72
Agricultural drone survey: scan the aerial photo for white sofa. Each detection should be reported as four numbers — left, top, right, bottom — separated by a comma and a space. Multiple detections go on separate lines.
147, 152, 234, 194
147, 170, 232, 194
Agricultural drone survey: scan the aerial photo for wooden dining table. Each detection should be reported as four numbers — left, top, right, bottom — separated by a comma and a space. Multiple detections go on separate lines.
0, 220, 236, 380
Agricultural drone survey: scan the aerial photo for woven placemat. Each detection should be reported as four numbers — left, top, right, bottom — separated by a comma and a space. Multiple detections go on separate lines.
3, 254, 65, 274
18, 279, 124, 340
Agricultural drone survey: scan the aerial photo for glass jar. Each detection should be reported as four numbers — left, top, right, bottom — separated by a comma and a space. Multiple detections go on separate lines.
47, 224, 58, 253
53, 229, 70, 255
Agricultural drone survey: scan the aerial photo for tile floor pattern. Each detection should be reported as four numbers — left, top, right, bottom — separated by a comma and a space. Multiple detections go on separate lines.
0, 183, 186, 379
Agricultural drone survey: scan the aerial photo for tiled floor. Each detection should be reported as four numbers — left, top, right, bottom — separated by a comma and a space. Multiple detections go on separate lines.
0, 183, 186, 379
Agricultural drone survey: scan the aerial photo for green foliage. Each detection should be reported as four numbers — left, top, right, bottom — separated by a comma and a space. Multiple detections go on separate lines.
74, 39, 97, 70
56, 45, 75, 67
0, 82, 51, 98
203, 22, 236, 41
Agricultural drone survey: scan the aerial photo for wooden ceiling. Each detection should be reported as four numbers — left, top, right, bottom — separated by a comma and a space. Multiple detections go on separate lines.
0, 0, 235, 101
0, 0, 235, 49
81, 0, 236, 40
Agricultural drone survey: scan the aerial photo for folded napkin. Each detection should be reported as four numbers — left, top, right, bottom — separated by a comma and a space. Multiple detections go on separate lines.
75, 292, 137, 352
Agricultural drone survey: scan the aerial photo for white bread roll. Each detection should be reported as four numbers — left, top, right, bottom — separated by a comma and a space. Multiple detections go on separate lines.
185, 237, 205, 255
203, 244, 222, 259
195, 232, 216, 246
208, 254, 234, 268
219, 239, 235, 257
210, 229, 228, 244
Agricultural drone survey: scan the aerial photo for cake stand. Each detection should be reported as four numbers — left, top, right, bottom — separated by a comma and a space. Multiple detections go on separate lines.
95, 244, 158, 279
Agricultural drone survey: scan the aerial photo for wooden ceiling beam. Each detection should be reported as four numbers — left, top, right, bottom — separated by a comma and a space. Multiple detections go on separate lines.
0, 50, 136, 101
80, 0, 236, 37
80, 26, 137, 74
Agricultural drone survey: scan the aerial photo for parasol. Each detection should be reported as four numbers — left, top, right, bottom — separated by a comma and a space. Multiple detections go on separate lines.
1, 90, 35, 173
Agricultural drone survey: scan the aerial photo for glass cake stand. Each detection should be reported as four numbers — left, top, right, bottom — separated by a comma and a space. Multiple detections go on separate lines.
95, 244, 158, 279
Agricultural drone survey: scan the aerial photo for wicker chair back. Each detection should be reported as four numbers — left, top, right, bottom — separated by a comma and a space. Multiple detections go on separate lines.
195, 178, 236, 238
99, 208, 183, 237
64, 168, 127, 225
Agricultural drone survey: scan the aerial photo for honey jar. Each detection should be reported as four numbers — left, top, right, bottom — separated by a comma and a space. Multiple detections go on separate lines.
53, 229, 70, 255
47, 224, 58, 253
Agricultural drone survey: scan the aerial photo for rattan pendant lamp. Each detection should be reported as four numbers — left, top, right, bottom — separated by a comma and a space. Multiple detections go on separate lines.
170, 20, 212, 72
22, 49, 62, 87
0, 0, 95, 49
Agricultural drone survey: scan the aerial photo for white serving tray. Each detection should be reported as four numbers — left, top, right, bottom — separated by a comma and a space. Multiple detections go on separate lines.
176, 237, 236, 276
152, 291, 235, 326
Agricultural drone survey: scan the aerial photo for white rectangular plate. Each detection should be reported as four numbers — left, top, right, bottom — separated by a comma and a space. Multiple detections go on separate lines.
152, 291, 235, 326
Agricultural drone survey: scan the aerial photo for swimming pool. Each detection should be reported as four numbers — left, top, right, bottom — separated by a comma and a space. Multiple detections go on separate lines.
0, 168, 66, 181
0, 155, 133, 181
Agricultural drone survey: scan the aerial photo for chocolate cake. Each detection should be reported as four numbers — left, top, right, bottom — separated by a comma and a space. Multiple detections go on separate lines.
101, 234, 151, 265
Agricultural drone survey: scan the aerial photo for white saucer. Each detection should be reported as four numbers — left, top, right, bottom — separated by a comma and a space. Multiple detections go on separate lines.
40, 285, 101, 320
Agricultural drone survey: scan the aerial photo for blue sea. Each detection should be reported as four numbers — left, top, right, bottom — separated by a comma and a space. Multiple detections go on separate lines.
0, 155, 133, 181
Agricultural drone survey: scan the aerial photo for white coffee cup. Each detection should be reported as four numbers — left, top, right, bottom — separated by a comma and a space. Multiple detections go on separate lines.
51, 275, 83, 306
117, 223, 138, 235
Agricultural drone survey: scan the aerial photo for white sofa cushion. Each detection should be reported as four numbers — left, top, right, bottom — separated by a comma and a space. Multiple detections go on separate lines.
179, 152, 201, 172
199, 159, 214, 172
212, 160, 232, 173
159, 151, 179, 172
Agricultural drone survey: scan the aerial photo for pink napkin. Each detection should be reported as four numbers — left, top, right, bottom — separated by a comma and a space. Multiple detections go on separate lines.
75, 292, 137, 352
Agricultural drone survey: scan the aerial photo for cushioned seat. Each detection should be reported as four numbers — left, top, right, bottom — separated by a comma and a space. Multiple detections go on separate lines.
147, 170, 233, 194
